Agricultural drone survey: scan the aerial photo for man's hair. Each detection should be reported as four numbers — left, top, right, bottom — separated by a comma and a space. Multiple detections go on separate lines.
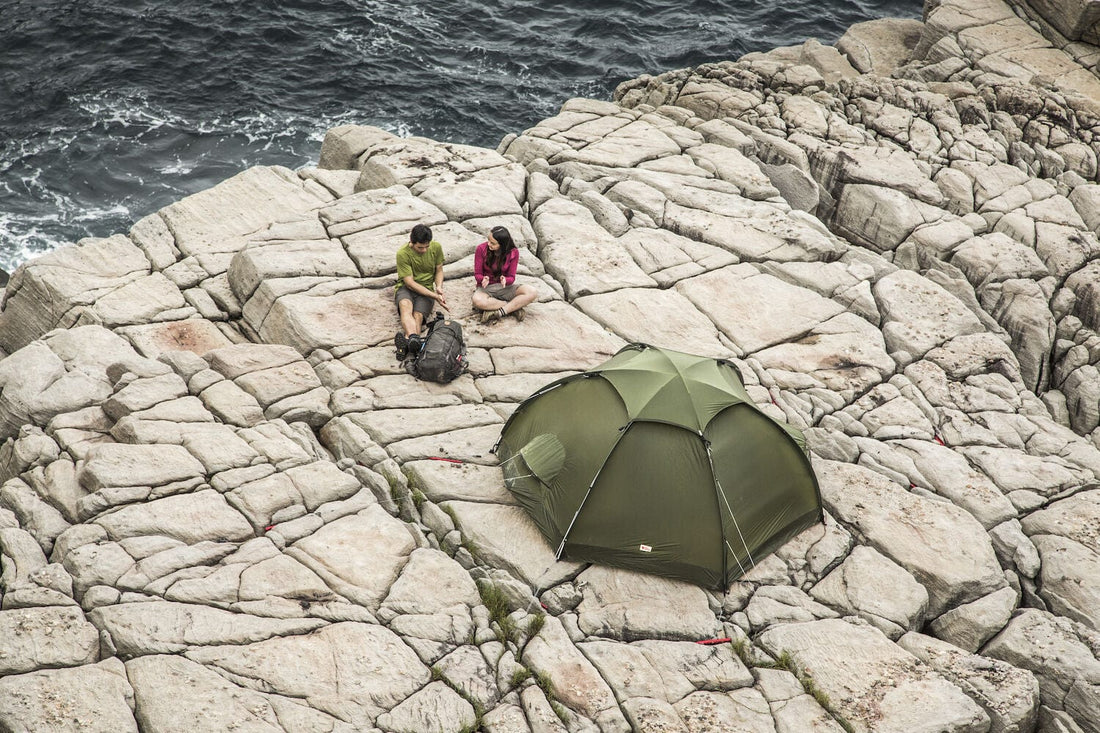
410, 224, 432, 244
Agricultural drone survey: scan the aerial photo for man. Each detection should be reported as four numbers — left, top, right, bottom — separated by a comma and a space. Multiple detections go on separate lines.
394, 223, 447, 360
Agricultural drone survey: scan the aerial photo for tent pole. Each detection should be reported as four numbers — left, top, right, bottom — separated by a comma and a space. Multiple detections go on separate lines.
554, 422, 633, 559
705, 442, 755, 580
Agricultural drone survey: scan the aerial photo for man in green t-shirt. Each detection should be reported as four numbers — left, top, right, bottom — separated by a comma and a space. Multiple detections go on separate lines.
394, 223, 447, 360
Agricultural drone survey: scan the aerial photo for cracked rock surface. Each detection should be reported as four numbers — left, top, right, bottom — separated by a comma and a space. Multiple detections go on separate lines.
2, 0, 1100, 730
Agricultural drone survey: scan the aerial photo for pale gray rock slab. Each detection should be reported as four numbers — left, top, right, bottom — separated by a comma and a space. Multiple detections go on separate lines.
687, 142, 779, 199
810, 545, 929, 640
753, 312, 894, 398
956, 445, 1088, 497
185, 621, 429, 727
837, 18, 924, 74
929, 585, 1018, 653
348, 403, 502, 445
404, 460, 517, 505
677, 265, 845, 354
551, 116, 683, 168
518, 684, 569, 733
376, 680, 477, 733
206, 341, 315, 380
890, 439, 1018, 529
532, 197, 657, 298
744, 585, 840, 631
579, 640, 689, 703
417, 167, 526, 221
574, 287, 731, 356
983, 609, 1100, 732
321, 185, 445, 239
673, 688, 774, 733
94, 489, 253, 544
380, 547, 479, 616
816, 460, 1005, 618
199, 380, 266, 427
258, 285, 396, 353
1020, 490, 1100, 551
127, 654, 342, 733
319, 124, 397, 170
228, 238, 359, 302
179, 423, 261, 474
1031, 535, 1100, 632
159, 166, 326, 257
575, 565, 719, 641
769, 693, 848, 733
60, 540, 134, 596
0, 606, 99, 675
621, 697, 689, 733
874, 270, 985, 361
759, 617, 989, 733
897, 631, 1039, 733
0, 658, 137, 732
617, 227, 737, 286
0, 237, 150, 353
386, 424, 502, 465
288, 505, 416, 611
102, 372, 188, 421
0, 527, 49, 587
0, 344, 104, 442
523, 615, 626, 725
0, 478, 70, 555
633, 639, 755, 697
120, 319, 235, 360
239, 421, 317, 468
348, 373, 483, 410
433, 644, 501, 710
237, 554, 337, 603
441, 501, 582, 588
79, 443, 206, 492
474, 372, 578, 403
481, 700, 533, 733
235, 360, 323, 409
116, 540, 236, 592
92, 600, 326, 657
90, 272, 192, 327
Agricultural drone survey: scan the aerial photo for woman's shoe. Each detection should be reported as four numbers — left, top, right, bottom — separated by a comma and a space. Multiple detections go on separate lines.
513, 307, 526, 322
394, 331, 408, 360
480, 308, 502, 324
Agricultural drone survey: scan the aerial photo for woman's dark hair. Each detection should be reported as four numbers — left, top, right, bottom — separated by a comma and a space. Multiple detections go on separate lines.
486, 226, 515, 274
410, 224, 432, 244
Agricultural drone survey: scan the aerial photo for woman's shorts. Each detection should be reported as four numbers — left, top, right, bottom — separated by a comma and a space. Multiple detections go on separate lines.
395, 286, 435, 317
477, 283, 519, 301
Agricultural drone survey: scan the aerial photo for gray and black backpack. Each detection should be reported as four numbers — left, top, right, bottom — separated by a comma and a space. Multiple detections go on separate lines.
405, 314, 469, 383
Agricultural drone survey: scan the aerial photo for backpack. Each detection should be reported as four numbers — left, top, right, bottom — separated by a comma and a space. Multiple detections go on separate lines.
406, 314, 469, 383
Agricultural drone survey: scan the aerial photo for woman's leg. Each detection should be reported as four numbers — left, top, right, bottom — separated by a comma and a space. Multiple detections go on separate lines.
472, 289, 508, 312
500, 284, 537, 315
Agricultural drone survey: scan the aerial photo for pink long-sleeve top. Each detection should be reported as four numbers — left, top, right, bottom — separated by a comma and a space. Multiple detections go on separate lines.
473, 241, 519, 286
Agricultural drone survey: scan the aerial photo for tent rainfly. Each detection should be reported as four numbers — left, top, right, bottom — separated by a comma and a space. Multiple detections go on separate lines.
494, 343, 822, 588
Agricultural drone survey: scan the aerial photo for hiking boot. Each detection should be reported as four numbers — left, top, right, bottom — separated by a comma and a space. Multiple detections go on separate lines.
394, 331, 408, 361
513, 307, 526, 322
407, 334, 423, 357
480, 308, 502, 324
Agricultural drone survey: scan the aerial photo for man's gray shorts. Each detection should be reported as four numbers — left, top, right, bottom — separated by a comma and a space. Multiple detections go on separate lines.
477, 283, 519, 301
395, 286, 434, 317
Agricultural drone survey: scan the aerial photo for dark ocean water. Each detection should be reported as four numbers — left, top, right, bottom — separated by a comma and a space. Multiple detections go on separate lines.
0, 0, 921, 272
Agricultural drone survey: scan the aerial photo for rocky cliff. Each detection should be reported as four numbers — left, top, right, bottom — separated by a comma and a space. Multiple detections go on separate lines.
1, 0, 1100, 730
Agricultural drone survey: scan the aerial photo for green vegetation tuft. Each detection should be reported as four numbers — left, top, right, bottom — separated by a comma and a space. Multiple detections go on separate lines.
509, 667, 533, 688
411, 488, 425, 511
477, 579, 517, 643
550, 700, 569, 726
526, 612, 546, 639
535, 671, 554, 697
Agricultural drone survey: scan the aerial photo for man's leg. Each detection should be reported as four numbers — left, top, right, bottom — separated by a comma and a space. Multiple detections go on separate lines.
398, 297, 419, 337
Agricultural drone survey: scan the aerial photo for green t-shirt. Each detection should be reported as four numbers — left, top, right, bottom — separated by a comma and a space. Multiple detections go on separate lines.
395, 240, 444, 292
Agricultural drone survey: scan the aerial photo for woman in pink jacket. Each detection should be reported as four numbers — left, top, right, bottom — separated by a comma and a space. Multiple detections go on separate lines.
472, 226, 537, 323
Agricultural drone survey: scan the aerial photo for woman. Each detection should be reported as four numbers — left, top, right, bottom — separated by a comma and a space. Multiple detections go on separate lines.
472, 226, 537, 323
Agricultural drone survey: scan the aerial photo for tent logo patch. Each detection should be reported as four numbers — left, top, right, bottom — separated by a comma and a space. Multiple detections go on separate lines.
639, 544, 652, 553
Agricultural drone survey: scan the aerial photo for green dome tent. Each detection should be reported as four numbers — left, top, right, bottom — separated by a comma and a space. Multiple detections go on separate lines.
494, 343, 822, 588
